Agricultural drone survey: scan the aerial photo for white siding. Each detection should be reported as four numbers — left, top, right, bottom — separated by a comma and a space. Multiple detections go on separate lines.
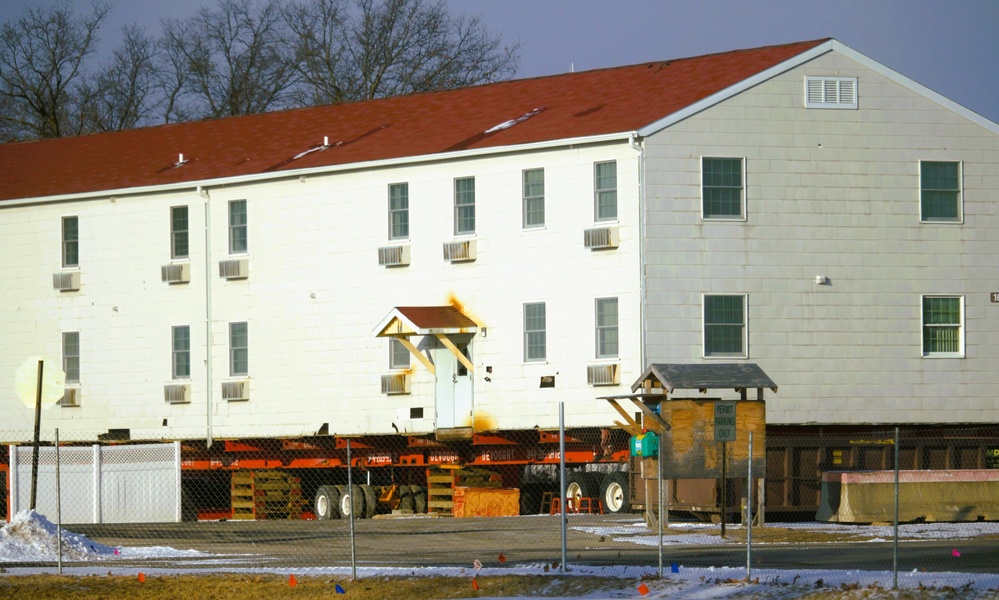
643, 51, 999, 425
0, 143, 642, 440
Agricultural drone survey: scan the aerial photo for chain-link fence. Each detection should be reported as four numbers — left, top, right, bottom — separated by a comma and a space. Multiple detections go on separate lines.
2, 421, 997, 589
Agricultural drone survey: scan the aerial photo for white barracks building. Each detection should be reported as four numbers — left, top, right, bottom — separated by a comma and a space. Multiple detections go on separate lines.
2, 39, 998, 513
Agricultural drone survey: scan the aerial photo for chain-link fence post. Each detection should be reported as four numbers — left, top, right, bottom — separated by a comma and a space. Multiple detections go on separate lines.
657, 428, 663, 579
893, 426, 900, 589
558, 402, 567, 573
55, 428, 62, 575
347, 438, 356, 580
746, 430, 753, 580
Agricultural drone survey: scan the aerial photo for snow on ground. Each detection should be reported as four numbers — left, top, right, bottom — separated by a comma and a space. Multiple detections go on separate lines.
1, 510, 996, 599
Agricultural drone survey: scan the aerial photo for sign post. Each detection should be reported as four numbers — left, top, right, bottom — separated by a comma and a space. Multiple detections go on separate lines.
714, 402, 737, 537
15, 356, 66, 510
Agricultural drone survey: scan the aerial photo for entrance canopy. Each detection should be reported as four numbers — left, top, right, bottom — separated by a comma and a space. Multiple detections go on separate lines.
374, 306, 479, 376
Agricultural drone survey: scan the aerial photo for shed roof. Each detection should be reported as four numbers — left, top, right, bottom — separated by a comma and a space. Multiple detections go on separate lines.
631, 363, 778, 393
0, 39, 830, 203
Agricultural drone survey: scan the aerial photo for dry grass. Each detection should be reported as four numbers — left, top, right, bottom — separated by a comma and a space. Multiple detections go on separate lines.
0, 573, 994, 599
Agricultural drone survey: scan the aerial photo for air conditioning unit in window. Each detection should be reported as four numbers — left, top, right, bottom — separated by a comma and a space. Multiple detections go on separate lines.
164, 383, 191, 404
59, 387, 81, 407
583, 227, 619, 250
53, 271, 81, 291
219, 258, 249, 279
381, 373, 411, 395
443, 239, 476, 263
378, 245, 411, 267
222, 379, 249, 401
586, 364, 620, 386
161, 262, 191, 284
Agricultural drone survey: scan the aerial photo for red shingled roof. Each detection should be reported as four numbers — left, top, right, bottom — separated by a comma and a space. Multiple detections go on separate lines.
0, 39, 828, 202
394, 306, 479, 332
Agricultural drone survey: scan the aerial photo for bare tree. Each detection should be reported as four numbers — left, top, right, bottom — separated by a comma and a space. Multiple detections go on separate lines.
286, 0, 520, 105
78, 25, 158, 132
0, 1, 111, 140
160, 0, 298, 120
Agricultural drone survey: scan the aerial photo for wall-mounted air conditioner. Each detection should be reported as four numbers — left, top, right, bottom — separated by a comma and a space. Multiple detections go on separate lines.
164, 383, 191, 404
378, 245, 411, 267
586, 364, 620, 386
53, 271, 81, 291
161, 262, 191, 284
583, 227, 619, 250
443, 240, 476, 262
381, 373, 411, 395
219, 258, 249, 279
222, 379, 249, 401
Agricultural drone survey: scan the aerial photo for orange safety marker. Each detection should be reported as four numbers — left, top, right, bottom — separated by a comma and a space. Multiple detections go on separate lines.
952, 549, 961, 557
289, 574, 298, 587
498, 553, 506, 563
137, 572, 146, 583
637, 582, 649, 596
471, 578, 480, 590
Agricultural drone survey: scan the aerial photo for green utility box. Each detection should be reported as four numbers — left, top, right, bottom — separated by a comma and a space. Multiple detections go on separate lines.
630, 432, 658, 457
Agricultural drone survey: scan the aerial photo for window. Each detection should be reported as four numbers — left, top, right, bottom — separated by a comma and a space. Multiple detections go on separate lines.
172, 325, 191, 379
229, 322, 248, 376
62, 216, 79, 267
594, 161, 617, 221
805, 76, 858, 109
702, 157, 744, 219
595, 298, 619, 358
388, 183, 409, 239
454, 177, 475, 235
389, 338, 410, 369
63, 332, 80, 383
524, 302, 546, 361
171, 206, 189, 259
704, 295, 746, 357
920, 161, 961, 222
228, 200, 247, 254
523, 168, 545, 228
922, 296, 963, 356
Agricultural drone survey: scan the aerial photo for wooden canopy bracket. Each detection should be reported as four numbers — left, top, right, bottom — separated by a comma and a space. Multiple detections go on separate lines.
395, 336, 435, 376
434, 333, 474, 374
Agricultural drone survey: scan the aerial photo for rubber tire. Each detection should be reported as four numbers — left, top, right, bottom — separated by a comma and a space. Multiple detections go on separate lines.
314, 485, 340, 520
338, 484, 364, 519
599, 472, 630, 514
566, 471, 599, 506
360, 484, 378, 519
410, 484, 427, 514
396, 485, 414, 512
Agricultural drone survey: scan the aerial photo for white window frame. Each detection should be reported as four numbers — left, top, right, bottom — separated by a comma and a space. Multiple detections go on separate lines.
228, 200, 247, 255
919, 160, 963, 223
171, 206, 189, 259
702, 294, 748, 358
454, 177, 475, 235
523, 302, 546, 362
593, 161, 617, 222
172, 325, 191, 379
388, 182, 409, 240
595, 297, 619, 359
921, 295, 965, 358
701, 157, 746, 221
63, 331, 80, 383
804, 76, 858, 109
522, 168, 545, 229
62, 216, 79, 268
229, 321, 249, 376
389, 338, 410, 370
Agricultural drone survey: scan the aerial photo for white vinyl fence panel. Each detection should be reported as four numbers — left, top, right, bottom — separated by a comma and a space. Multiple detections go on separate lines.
8, 442, 181, 524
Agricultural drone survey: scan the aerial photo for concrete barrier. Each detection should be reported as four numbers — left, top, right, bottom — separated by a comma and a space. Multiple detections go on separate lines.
816, 470, 999, 523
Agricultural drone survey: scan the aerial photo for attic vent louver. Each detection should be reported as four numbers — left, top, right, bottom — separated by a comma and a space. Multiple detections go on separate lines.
805, 76, 857, 109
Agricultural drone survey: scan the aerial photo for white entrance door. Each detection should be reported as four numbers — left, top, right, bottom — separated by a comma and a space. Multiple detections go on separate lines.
433, 337, 473, 429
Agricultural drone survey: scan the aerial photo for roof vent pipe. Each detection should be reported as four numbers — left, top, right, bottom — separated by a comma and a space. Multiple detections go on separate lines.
323, 136, 329, 147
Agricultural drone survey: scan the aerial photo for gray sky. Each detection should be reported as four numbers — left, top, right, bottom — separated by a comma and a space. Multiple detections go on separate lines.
1, 0, 997, 123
